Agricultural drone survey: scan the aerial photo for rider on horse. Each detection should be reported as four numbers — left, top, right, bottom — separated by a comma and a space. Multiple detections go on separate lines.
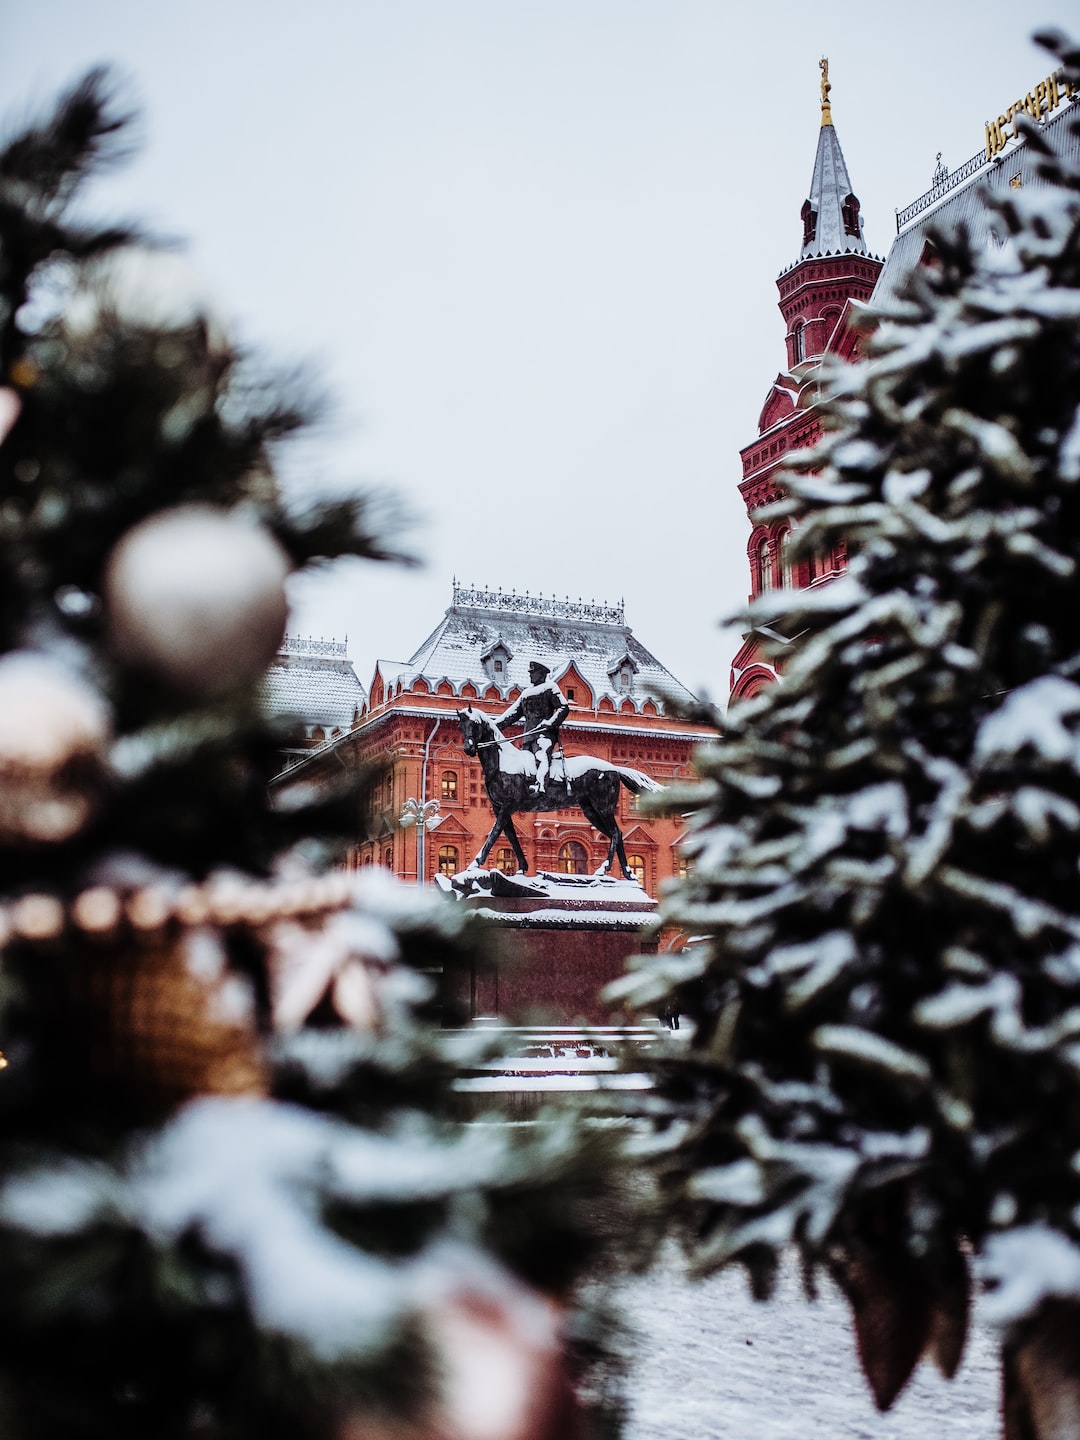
496, 661, 570, 795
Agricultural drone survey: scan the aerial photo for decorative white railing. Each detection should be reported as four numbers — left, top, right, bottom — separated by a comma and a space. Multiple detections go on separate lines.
452, 583, 625, 626
280, 634, 348, 658
895, 148, 990, 232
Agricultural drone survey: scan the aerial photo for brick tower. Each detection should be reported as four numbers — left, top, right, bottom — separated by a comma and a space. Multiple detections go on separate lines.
730, 61, 883, 701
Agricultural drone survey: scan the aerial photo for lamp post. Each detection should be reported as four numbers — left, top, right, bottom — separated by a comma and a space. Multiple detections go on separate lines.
398, 797, 441, 884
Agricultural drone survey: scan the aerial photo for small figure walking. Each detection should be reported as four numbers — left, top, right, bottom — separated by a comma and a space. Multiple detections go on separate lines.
663, 999, 680, 1031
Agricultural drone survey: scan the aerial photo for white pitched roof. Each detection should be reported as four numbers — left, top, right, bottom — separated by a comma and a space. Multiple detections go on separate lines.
260, 639, 366, 732
873, 103, 1079, 309
390, 586, 697, 711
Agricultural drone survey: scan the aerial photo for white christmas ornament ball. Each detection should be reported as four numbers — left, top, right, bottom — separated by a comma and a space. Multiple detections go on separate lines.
104, 506, 291, 695
0, 651, 111, 844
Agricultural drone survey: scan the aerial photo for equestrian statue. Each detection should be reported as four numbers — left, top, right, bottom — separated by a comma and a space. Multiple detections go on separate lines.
456, 661, 662, 879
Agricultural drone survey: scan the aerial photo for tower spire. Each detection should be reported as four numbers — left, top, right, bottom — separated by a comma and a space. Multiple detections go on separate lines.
819, 56, 832, 127
798, 60, 868, 260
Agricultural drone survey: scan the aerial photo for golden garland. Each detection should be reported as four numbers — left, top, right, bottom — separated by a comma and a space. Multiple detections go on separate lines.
0, 870, 356, 948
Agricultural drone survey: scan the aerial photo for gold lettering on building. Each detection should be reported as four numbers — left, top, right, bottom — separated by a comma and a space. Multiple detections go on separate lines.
985, 68, 1075, 159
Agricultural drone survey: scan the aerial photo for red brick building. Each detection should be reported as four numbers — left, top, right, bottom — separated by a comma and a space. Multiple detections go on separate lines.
273, 585, 711, 898
731, 60, 1080, 704
730, 66, 882, 701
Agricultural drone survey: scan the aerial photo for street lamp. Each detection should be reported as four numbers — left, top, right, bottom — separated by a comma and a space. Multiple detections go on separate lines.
398, 797, 441, 884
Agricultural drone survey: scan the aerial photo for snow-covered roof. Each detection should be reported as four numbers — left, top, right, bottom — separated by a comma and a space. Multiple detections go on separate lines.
260, 637, 366, 733
798, 116, 869, 261
873, 103, 1080, 309
382, 585, 697, 711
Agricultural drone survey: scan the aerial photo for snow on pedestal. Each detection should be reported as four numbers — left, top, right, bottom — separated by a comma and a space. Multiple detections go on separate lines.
436, 870, 657, 1024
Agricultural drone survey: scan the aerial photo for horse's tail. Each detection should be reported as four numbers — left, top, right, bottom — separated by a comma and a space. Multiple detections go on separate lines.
616, 767, 664, 796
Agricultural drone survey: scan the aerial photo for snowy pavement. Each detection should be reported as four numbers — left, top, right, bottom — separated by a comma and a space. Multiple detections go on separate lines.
619, 1247, 1000, 1439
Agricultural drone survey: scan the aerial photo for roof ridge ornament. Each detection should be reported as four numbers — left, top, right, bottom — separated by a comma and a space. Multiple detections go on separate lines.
280, 633, 348, 659
820, 56, 833, 127
451, 582, 625, 627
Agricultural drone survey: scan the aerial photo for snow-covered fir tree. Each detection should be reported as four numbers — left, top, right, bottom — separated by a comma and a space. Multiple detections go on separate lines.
617, 30, 1080, 1437
0, 72, 627, 1440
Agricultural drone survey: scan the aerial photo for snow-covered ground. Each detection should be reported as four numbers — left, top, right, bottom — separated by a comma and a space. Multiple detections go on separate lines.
619, 1247, 1000, 1439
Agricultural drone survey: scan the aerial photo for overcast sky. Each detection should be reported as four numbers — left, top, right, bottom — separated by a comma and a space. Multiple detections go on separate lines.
3, 2, 1076, 701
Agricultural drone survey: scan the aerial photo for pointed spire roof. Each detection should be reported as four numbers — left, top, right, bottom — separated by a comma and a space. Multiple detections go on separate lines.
798, 59, 869, 261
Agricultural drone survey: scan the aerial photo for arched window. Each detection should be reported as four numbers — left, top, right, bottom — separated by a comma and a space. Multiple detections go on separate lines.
438, 845, 459, 875
792, 320, 805, 364
810, 543, 833, 582
558, 841, 589, 875
627, 854, 646, 886
778, 528, 793, 588
495, 847, 516, 874
677, 854, 691, 879
383, 847, 393, 869
759, 539, 773, 593
441, 770, 458, 802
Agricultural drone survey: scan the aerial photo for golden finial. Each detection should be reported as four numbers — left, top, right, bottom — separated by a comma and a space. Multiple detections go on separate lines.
819, 56, 833, 127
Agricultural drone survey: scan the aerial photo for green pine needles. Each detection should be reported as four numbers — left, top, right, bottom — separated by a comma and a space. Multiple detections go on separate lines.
0, 70, 627, 1440
619, 28, 1080, 1422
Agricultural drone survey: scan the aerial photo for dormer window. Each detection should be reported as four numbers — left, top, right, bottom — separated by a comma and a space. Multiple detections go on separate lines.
607, 651, 639, 696
801, 200, 817, 246
480, 635, 513, 684
841, 193, 861, 239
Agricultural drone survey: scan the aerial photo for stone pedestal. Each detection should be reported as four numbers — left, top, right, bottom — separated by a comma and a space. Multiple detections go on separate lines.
434, 870, 657, 1024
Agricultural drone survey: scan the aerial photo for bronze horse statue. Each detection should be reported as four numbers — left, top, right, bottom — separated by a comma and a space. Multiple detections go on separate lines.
456, 706, 662, 879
